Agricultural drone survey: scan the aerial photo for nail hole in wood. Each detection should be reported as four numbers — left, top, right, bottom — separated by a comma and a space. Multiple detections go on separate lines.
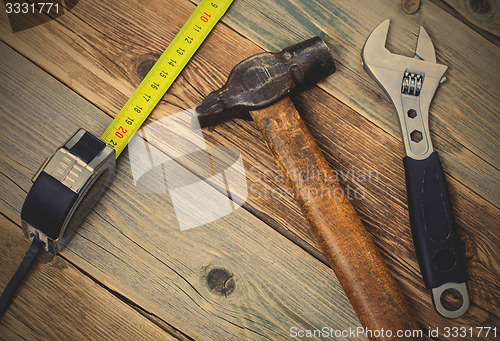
402, 0, 421, 14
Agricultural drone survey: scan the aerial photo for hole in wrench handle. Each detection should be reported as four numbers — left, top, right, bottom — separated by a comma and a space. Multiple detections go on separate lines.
432, 282, 469, 318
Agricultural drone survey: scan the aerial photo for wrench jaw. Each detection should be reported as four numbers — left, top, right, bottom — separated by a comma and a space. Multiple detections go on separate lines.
414, 26, 436, 63
361, 19, 448, 160
361, 19, 393, 66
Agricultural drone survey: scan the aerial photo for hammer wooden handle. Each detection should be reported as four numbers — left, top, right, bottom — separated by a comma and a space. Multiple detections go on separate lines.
250, 97, 420, 340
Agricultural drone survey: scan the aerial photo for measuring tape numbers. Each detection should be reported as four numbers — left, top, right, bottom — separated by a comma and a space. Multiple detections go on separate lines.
20, 0, 233, 255
1, 0, 233, 320
102, 0, 234, 157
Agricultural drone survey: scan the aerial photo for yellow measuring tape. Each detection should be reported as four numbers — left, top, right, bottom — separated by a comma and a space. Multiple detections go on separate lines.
102, 0, 233, 157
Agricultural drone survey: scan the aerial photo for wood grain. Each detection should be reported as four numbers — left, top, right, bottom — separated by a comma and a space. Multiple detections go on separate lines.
0, 215, 177, 341
440, 0, 500, 37
251, 98, 419, 339
0, 0, 497, 338
292, 87, 500, 332
207, 0, 500, 206
0, 42, 364, 340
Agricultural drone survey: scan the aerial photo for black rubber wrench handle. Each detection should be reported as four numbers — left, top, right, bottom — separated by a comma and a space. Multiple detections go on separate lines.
403, 151, 469, 318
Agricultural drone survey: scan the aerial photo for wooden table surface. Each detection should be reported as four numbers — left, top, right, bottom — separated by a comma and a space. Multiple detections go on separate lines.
0, 0, 498, 340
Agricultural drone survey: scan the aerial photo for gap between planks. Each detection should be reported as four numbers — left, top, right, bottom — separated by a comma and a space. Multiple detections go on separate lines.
0, 213, 180, 341
59, 252, 195, 341
0, 11, 333, 267
431, 0, 500, 44
204, 0, 500, 207
0, 1, 496, 336
0, 41, 364, 338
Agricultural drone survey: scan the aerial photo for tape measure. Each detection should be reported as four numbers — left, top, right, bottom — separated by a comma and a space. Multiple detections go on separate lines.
2, 0, 234, 320
102, 0, 234, 157
20, 0, 233, 254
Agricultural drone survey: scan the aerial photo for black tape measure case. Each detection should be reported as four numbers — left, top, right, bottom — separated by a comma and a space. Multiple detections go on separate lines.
21, 129, 116, 254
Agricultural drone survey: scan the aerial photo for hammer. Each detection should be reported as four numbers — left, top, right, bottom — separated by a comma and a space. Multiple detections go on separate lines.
195, 37, 420, 339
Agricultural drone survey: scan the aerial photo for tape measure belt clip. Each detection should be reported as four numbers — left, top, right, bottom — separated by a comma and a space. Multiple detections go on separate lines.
21, 129, 116, 254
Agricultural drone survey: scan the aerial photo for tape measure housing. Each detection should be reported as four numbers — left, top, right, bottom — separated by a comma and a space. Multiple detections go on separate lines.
21, 129, 116, 254
20, 0, 233, 253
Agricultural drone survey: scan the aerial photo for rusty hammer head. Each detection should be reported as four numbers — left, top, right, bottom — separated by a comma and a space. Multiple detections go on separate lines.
194, 37, 336, 127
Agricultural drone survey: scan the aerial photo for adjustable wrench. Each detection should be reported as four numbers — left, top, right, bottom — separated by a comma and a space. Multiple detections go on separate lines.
362, 19, 469, 318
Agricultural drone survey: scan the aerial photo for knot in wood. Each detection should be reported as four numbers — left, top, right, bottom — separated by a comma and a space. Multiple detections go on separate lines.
136, 58, 156, 81
206, 268, 235, 296
470, 0, 491, 14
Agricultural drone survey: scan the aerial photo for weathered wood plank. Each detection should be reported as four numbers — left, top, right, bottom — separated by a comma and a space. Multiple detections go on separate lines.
208, 0, 500, 206
0, 215, 178, 341
0, 0, 498, 336
0, 0, 322, 275
439, 0, 500, 37
293, 88, 500, 330
0, 43, 364, 340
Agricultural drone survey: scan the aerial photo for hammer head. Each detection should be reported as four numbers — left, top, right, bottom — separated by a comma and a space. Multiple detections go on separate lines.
195, 36, 336, 128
